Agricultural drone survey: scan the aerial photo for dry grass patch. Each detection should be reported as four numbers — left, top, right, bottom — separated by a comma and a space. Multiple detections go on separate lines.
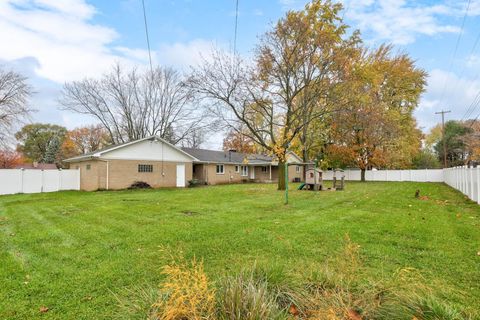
116, 236, 477, 320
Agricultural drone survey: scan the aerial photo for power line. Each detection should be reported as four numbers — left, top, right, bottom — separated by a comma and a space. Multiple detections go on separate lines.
142, 0, 153, 72
438, 0, 471, 105
461, 90, 480, 121
233, 0, 239, 55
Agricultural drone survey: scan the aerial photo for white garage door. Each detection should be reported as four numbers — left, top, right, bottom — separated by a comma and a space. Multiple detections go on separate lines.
176, 164, 185, 187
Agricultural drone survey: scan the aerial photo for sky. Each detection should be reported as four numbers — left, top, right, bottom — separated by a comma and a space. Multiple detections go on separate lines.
1, 0, 480, 149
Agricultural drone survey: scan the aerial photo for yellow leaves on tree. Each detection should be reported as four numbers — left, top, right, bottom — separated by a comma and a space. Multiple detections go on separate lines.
325, 45, 426, 179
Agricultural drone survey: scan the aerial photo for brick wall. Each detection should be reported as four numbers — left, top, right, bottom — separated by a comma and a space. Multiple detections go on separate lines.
70, 159, 192, 191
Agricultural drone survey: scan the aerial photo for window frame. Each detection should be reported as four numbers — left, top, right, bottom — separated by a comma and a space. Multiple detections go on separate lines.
138, 164, 153, 173
235, 165, 240, 173
241, 165, 248, 177
86, 164, 91, 170
216, 164, 225, 175
296, 165, 300, 173
261, 166, 268, 173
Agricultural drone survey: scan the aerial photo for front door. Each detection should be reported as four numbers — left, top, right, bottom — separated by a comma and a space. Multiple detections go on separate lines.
249, 166, 255, 180
176, 164, 185, 187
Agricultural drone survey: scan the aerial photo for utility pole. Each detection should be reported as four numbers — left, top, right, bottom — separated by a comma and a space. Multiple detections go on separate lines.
435, 110, 451, 168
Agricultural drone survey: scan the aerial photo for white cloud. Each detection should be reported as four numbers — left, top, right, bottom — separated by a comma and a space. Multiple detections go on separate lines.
157, 39, 221, 69
0, 0, 225, 132
343, 0, 467, 45
416, 68, 480, 130
0, 0, 134, 83
278, 0, 304, 10
253, 9, 264, 16
0, 0, 223, 83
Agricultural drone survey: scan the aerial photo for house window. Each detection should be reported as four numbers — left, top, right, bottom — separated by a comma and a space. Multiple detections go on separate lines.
261, 166, 268, 173
86, 164, 91, 170
138, 164, 153, 173
235, 165, 240, 173
216, 164, 224, 174
241, 165, 248, 177
296, 165, 300, 173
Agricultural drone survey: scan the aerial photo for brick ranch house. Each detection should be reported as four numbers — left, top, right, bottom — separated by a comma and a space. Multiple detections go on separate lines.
64, 136, 306, 191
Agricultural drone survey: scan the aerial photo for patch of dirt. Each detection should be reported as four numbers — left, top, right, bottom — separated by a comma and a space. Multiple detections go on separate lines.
418, 196, 430, 201
181, 210, 200, 216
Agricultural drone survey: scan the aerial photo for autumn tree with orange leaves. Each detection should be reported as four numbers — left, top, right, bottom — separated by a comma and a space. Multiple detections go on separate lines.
325, 45, 426, 181
222, 127, 258, 154
0, 149, 23, 168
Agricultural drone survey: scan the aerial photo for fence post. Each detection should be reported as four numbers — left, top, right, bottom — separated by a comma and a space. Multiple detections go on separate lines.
460, 166, 463, 193
455, 166, 462, 190
21, 169, 25, 193
41, 169, 44, 193
58, 169, 62, 191
477, 166, 480, 204
77, 168, 81, 190
470, 166, 474, 200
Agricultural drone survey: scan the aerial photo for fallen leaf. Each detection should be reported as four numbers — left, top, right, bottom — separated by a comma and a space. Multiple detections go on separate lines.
348, 309, 362, 320
477, 251, 480, 256
289, 303, 299, 316
39, 306, 49, 313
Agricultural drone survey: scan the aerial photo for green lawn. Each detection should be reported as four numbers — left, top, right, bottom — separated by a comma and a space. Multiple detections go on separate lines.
0, 182, 479, 319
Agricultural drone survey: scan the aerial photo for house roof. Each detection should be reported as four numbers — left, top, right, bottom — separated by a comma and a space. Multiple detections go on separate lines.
181, 148, 274, 165
13, 163, 58, 170
63, 135, 307, 166
64, 136, 197, 162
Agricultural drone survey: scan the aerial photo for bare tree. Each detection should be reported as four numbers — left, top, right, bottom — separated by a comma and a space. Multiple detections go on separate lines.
189, 1, 353, 189
61, 64, 205, 145
0, 68, 33, 147
180, 127, 206, 149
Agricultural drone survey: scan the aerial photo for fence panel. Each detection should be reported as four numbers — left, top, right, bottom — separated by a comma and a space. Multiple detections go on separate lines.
0, 169, 80, 195
322, 169, 444, 183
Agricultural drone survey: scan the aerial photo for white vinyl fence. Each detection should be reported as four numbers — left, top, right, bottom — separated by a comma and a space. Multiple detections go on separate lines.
322, 167, 480, 204
323, 169, 444, 182
0, 169, 80, 195
444, 166, 480, 204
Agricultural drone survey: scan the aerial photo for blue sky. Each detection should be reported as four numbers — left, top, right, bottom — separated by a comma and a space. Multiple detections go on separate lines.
1, 0, 480, 148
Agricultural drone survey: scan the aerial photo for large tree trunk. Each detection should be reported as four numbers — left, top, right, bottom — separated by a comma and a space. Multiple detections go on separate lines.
302, 146, 308, 182
278, 160, 286, 190
361, 168, 366, 182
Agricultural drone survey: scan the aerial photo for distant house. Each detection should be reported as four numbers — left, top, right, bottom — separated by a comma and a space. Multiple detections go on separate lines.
183, 148, 304, 185
13, 162, 58, 170
64, 136, 307, 191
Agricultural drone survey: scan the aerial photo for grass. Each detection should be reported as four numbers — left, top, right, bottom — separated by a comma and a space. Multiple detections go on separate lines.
0, 182, 479, 319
